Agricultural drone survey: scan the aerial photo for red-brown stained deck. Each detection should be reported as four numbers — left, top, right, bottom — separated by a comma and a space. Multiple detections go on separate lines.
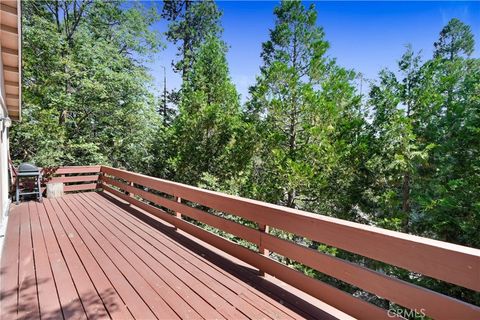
0, 191, 351, 320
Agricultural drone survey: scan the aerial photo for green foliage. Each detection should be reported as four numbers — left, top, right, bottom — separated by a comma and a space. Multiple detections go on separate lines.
165, 36, 254, 187
418, 56, 480, 247
11, 0, 162, 173
366, 46, 436, 232
367, 19, 479, 249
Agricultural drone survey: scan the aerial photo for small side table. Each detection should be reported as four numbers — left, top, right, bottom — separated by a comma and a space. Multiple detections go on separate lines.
46, 182, 64, 199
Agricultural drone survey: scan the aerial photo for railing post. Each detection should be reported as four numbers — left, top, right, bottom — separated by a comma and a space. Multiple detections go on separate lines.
174, 196, 182, 230
258, 223, 269, 277
97, 171, 104, 191
127, 181, 134, 197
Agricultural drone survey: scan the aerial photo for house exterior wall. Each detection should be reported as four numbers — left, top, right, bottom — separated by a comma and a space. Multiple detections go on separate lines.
0, 47, 10, 233
0, 116, 8, 230
0, 0, 20, 252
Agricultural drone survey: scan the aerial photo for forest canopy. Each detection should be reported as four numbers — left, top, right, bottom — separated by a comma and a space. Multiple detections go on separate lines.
11, 0, 480, 309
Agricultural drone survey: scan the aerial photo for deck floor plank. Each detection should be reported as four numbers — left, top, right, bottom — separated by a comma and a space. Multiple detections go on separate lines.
17, 203, 40, 320
90, 192, 317, 319
92, 192, 343, 320
1, 192, 351, 320
29, 202, 64, 320
44, 199, 111, 319
54, 198, 159, 320
36, 201, 87, 320
78, 193, 252, 320
75, 194, 232, 319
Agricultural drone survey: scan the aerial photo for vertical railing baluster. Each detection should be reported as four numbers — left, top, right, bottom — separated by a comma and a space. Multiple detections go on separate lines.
259, 223, 269, 277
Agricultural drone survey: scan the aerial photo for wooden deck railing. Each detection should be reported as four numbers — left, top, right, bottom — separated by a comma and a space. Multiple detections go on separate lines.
98, 166, 480, 320
41, 165, 101, 192
11, 165, 101, 193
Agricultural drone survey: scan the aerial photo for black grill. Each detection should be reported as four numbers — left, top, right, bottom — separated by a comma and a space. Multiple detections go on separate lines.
15, 163, 43, 204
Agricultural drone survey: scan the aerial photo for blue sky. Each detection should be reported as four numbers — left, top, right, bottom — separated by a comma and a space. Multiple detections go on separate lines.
146, 1, 480, 102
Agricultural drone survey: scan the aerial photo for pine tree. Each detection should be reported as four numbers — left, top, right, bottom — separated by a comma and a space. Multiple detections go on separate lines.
162, 0, 222, 80
366, 46, 436, 232
248, 1, 364, 218
367, 18, 480, 248
434, 18, 474, 61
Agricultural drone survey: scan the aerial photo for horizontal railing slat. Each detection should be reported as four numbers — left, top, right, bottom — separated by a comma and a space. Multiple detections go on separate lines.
102, 184, 390, 319
64, 183, 99, 192
48, 175, 99, 184
12, 166, 101, 178
100, 166, 480, 292
47, 166, 101, 174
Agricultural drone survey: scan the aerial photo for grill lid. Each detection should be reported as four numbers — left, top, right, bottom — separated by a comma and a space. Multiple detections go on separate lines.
18, 163, 40, 173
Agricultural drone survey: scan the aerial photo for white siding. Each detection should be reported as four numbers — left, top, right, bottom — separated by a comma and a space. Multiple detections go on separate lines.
0, 46, 10, 234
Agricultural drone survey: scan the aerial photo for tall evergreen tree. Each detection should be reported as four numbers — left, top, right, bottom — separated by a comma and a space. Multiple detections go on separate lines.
366, 46, 436, 232
434, 18, 474, 60
162, 0, 222, 80
364, 18, 479, 306
425, 19, 480, 246
248, 1, 364, 218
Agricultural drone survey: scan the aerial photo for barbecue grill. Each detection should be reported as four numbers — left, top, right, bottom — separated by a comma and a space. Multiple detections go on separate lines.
15, 163, 43, 204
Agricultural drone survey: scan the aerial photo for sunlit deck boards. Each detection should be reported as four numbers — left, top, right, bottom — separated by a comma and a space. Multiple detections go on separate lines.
0, 191, 348, 320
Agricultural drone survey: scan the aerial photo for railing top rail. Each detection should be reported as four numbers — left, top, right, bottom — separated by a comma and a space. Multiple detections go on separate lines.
11, 165, 101, 176
42, 165, 101, 175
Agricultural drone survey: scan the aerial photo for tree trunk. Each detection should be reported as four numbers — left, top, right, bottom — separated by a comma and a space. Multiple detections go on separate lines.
182, 0, 191, 80
286, 189, 296, 208
402, 172, 410, 231
286, 97, 297, 209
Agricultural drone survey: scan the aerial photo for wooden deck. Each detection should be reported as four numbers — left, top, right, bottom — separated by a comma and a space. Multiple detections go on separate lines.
0, 191, 350, 320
